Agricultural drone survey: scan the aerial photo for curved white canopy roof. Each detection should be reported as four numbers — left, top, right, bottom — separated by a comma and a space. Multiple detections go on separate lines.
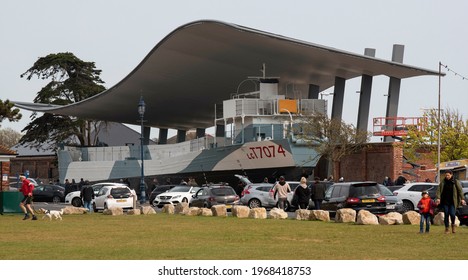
14, 20, 440, 130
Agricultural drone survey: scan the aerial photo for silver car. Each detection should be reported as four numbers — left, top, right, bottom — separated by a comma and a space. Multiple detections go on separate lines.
236, 175, 298, 210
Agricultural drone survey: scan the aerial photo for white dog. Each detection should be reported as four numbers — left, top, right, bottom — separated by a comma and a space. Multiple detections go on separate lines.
42, 209, 63, 221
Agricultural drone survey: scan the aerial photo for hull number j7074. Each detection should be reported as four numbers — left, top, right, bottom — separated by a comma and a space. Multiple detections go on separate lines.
246, 145, 286, 160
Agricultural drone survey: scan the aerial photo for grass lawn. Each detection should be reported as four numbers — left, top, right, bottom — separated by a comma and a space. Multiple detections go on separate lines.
1, 213, 467, 260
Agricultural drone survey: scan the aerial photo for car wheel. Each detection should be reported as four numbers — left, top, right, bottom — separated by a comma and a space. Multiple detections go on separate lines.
93, 203, 98, 213
152, 200, 158, 207
71, 197, 82, 207
276, 201, 290, 212
104, 203, 108, 210
182, 198, 188, 203
52, 196, 61, 204
402, 200, 414, 212
248, 198, 261, 208
203, 202, 210, 209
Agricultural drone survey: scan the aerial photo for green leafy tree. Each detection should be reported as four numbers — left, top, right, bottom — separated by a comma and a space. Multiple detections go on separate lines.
0, 99, 22, 125
404, 108, 468, 163
296, 112, 370, 176
19, 52, 106, 150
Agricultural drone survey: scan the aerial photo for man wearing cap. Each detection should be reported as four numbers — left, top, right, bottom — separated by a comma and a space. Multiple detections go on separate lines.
436, 170, 466, 233
272, 176, 291, 211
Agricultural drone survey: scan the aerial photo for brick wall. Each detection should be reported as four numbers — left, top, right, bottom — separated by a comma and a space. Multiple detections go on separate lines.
1, 161, 11, 191
335, 142, 436, 183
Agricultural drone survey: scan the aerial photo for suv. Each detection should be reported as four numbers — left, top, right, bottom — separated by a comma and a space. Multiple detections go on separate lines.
392, 182, 438, 212
190, 185, 240, 210
321, 181, 387, 216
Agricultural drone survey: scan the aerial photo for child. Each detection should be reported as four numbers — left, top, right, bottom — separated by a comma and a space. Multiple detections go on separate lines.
417, 191, 436, 233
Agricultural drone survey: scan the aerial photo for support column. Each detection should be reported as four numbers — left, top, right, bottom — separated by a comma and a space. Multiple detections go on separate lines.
158, 128, 168, 144
308, 84, 320, 99
196, 128, 205, 138
357, 48, 376, 132
384, 44, 405, 142
331, 77, 346, 120
177, 130, 186, 143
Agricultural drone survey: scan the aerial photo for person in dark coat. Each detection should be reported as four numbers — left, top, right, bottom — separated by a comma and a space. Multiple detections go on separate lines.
294, 177, 311, 209
310, 177, 326, 210
80, 184, 95, 212
436, 170, 466, 233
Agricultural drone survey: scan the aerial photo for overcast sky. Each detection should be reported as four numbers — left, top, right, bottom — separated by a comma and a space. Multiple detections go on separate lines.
1, 0, 468, 141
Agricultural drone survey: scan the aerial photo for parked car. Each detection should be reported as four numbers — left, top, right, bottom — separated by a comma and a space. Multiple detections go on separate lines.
149, 185, 176, 206
237, 175, 298, 211
32, 184, 65, 203
377, 184, 404, 213
458, 189, 468, 225
153, 185, 200, 208
190, 185, 240, 210
65, 182, 129, 207
93, 185, 135, 212
392, 182, 438, 212
321, 181, 387, 216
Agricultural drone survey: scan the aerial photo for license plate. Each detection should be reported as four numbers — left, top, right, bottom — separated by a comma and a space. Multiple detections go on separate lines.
116, 199, 126, 203
361, 199, 375, 203
386, 205, 395, 209
225, 205, 232, 209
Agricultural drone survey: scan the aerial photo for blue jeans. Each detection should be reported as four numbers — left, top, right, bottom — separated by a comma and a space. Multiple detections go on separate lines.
419, 213, 431, 232
83, 200, 92, 212
442, 204, 456, 228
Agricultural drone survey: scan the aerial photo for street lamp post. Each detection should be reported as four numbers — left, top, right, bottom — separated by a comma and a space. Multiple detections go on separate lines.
138, 96, 146, 204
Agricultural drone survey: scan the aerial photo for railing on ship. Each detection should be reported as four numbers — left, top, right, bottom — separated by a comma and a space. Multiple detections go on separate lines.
63, 136, 230, 162
225, 98, 326, 117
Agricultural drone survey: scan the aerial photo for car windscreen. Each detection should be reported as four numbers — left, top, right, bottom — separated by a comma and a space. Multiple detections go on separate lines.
110, 188, 131, 198
169, 186, 191, 192
211, 187, 236, 196
349, 184, 381, 197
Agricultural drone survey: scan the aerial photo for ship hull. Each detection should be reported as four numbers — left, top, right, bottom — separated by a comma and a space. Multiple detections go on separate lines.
58, 139, 320, 186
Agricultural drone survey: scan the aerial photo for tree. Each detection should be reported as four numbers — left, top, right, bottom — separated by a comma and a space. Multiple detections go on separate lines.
296, 112, 370, 177
19, 52, 106, 150
0, 127, 22, 148
0, 99, 22, 125
404, 108, 468, 163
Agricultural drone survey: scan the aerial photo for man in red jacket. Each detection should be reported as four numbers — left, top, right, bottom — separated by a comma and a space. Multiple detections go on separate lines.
19, 175, 37, 220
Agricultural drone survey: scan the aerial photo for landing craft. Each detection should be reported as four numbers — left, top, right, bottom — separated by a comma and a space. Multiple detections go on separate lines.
57, 75, 326, 186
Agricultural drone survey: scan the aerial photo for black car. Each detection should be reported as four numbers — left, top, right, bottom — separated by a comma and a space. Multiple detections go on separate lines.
190, 185, 240, 210
149, 185, 175, 206
321, 181, 387, 216
32, 184, 65, 203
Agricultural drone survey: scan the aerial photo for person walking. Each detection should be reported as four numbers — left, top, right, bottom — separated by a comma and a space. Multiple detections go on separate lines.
436, 170, 466, 234
310, 177, 326, 210
19, 175, 37, 220
417, 191, 436, 234
272, 176, 291, 211
80, 184, 95, 212
294, 177, 311, 209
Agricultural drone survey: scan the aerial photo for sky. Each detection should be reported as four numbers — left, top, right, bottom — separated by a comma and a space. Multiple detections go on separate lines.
1, 0, 468, 142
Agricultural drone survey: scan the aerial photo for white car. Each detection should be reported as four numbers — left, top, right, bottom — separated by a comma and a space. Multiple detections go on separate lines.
153, 185, 200, 208
392, 182, 438, 212
93, 185, 136, 212
65, 182, 130, 207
